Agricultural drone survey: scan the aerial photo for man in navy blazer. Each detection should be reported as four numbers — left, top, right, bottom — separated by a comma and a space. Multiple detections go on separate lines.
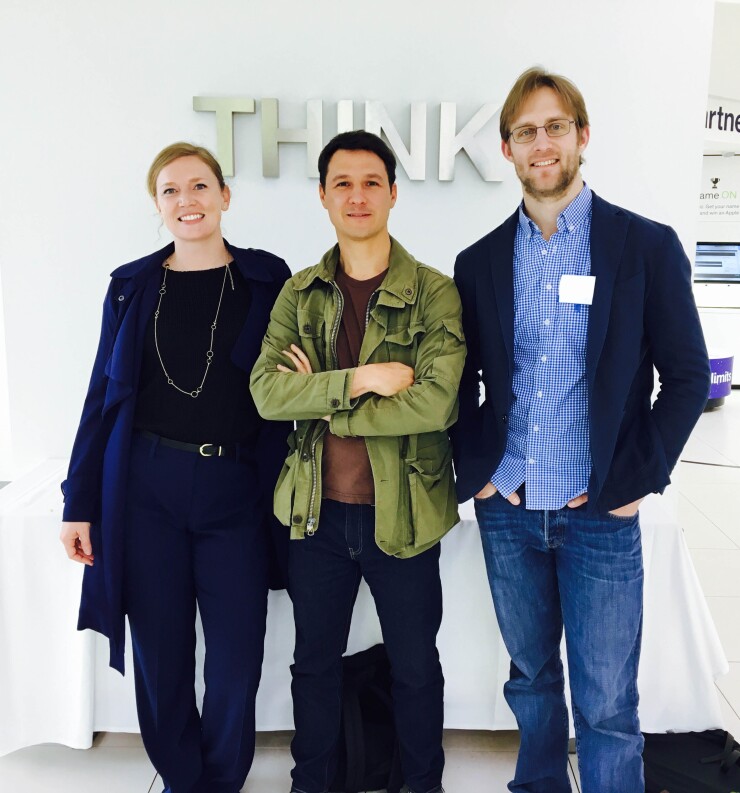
452, 68, 709, 793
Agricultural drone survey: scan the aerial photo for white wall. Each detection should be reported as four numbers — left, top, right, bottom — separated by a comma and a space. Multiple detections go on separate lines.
0, 0, 715, 477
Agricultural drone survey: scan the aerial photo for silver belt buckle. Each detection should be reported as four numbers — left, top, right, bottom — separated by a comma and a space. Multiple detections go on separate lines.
199, 443, 223, 457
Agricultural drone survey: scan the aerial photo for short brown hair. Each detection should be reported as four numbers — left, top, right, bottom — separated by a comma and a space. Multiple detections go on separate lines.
146, 142, 225, 198
499, 67, 589, 142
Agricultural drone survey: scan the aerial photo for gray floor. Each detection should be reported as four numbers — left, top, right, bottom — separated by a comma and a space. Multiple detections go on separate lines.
2, 395, 740, 791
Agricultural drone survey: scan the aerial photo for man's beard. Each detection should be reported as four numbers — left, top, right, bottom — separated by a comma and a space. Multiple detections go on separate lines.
518, 156, 580, 201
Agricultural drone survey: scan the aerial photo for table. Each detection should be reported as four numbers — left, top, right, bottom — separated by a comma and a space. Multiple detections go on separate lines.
0, 459, 729, 757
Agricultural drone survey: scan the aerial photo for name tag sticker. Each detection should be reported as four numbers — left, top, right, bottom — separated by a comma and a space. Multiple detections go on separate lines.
559, 274, 595, 305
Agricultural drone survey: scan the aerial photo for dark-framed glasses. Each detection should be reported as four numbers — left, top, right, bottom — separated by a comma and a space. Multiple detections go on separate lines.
508, 119, 576, 144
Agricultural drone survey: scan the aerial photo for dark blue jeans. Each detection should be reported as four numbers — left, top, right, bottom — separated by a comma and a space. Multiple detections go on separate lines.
474, 493, 644, 793
288, 499, 445, 793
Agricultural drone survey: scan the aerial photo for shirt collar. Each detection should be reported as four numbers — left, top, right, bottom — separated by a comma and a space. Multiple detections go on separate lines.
517, 183, 592, 239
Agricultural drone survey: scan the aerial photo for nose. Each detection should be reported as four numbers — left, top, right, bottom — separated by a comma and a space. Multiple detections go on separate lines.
532, 126, 552, 148
348, 185, 366, 204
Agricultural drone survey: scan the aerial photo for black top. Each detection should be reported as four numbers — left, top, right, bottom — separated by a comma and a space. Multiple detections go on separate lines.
134, 264, 260, 444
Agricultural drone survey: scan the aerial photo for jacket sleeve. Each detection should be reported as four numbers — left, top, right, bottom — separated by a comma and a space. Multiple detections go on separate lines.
330, 275, 466, 438
645, 226, 710, 472
250, 279, 357, 420
61, 282, 118, 522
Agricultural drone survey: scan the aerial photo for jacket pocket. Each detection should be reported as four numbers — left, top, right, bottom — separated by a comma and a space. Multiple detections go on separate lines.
385, 322, 425, 366
406, 442, 457, 547
296, 309, 326, 370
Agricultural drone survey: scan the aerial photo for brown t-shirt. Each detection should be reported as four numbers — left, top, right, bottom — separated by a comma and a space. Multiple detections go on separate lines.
322, 266, 388, 504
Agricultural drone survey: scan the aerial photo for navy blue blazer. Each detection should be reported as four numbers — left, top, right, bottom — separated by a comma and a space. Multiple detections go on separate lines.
452, 192, 710, 513
62, 241, 291, 673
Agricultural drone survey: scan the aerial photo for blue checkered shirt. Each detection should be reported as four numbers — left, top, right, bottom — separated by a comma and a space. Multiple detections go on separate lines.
491, 185, 593, 510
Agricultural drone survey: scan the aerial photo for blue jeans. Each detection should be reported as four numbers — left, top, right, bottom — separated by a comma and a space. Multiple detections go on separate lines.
288, 499, 445, 793
474, 493, 644, 793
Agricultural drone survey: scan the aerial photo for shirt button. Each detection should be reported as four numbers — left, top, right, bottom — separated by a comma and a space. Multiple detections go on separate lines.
404, 288, 413, 296
541, 249, 547, 256
545, 283, 552, 291
543, 318, 550, 326
301, 453, 310, 462
541, 355, 547, 363
537, 390, 543, 398
330, 398, 340, 408
528, 458, 536, 465
302, 324, 312, 334
293, 514, 303, 524
117, 295, 125, 302
502, 415, 508, 423
533, 425, 539, 432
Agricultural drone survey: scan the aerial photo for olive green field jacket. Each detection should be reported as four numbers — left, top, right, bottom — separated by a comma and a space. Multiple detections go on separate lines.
250, 238, 466, 558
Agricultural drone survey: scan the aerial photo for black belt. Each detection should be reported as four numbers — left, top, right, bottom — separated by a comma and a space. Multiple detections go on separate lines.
137, 430, 241, 460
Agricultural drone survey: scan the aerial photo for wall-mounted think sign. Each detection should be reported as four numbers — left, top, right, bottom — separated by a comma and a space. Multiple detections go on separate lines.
193, 97, 502, 182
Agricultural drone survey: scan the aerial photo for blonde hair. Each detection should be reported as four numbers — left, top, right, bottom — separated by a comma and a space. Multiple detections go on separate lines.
146, 142, 225, 197
499, 67, 590, 142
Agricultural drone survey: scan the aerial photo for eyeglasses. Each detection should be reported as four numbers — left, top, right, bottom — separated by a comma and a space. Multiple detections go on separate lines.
508, 119, 576, 144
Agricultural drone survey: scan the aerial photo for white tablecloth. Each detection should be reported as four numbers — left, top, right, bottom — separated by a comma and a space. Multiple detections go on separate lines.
0, 460, 729, 757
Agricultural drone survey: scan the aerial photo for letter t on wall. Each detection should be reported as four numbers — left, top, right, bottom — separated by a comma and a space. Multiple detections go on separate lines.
192, 97, 256, 177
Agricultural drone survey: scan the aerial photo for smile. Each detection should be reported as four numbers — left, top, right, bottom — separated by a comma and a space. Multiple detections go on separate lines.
178, 213, 204, 222
533, 159, 557, 167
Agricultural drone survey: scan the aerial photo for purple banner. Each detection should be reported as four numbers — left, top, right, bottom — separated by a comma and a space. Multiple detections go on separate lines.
709, 356, 734, 399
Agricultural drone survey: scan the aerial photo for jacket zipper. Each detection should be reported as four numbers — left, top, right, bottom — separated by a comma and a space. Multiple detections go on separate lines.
364, 290, 378, 331
306, 280, 344, 535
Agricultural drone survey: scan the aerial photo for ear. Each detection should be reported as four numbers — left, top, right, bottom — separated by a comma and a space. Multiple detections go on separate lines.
578, 125, 590, 154
501, 138, 514, 163
390, 182, 397, 207
319, 182, 327, 208
221, 184, 231, 211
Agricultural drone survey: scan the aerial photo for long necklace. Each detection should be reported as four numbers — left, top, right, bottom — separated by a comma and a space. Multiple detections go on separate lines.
153, 259, 235, 398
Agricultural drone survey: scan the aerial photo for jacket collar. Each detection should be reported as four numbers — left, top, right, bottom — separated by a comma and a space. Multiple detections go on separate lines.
293, 237, 420, 307
109, 239, 278, 285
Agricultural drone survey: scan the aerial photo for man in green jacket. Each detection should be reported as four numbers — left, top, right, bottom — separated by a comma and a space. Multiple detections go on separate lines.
250, 131, 465, 793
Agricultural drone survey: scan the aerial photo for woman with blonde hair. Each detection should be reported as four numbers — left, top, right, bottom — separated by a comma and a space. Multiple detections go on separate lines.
60, 142, 290, 793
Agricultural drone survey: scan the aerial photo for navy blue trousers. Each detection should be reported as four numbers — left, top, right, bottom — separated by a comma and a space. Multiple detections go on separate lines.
288, 499, 445, 793
124, 434, 269, 793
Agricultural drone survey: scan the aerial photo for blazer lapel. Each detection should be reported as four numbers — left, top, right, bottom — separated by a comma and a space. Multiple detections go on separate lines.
103, 267, 160, 415
487, 211, 518, 376
231, 248, 280, 371
586, 193, 630, 391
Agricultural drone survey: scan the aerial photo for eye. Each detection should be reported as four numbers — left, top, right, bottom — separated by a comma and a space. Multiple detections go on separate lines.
516, 127, 536, 141
194, 183, 208, 190
548, 122, 565, 133
162, 187, 176, 195
335, 181, 350, 188
365, 180, 380, 187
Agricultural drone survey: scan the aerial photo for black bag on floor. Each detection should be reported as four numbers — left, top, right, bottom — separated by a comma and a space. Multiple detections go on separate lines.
330, 644, 403, 793
643, 730, 740, 793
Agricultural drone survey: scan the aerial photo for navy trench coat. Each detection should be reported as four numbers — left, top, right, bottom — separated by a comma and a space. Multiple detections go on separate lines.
62, 241, 291, 673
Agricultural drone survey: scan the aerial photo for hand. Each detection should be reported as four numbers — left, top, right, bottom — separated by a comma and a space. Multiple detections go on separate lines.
609, 497, 643, 518
351, 363, 415, 398
277, 344, 313, 374
474, 481, 521, 506
566, 493, 589, 509
60, 521, 94, 566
